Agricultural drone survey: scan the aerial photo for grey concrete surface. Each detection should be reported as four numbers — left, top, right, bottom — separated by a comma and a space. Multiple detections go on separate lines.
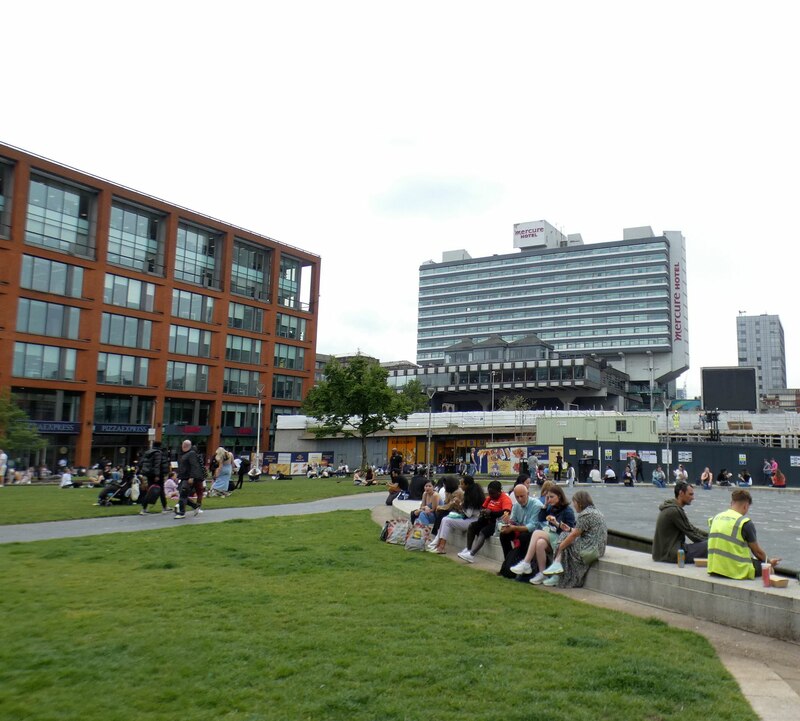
0, 491, 385, 544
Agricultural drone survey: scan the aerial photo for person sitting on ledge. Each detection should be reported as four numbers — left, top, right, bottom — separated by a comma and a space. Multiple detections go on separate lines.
603, 464, 617, 483
457, 480, 512, 563
652, 481, 708, 564
707, 489, 780, 580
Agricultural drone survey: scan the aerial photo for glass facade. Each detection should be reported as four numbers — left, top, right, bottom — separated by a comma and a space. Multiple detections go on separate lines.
20, 255, 83, 297
17, 299, 80, 339
13, 389, 82, 421
25, 176, 95, 257
101, 312, 152, 349
232, 240, 270, 300
169, 324, 212, 357
272, 373, 303, 400
221, 402, 258, 428
94, 395, 153, 424
278, 255, 301, 308
0, 160, 12, 237
166, 361, 209, 392
164, 399, 211, 426
228, 301, 263, 332
274, 343, 305, 370
417, 239, 673, 363
13, 342, 76, 380
225, 335, 262, 364
104, 273, 156, 312
175, 222, 220, 288
172, 289, 215, 324
223, 368, 261, 396
108, 201, 163, 274
276, 313, 306, 340
97, 353, 149, 387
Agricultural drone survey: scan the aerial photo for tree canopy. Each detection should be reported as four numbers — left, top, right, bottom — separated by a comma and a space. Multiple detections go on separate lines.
302, 356, 428, 469
0, 390, 46, 456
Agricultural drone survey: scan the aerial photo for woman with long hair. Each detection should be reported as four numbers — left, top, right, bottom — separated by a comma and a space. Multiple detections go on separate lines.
210, 447, 234, 496
428, 475, 484, 554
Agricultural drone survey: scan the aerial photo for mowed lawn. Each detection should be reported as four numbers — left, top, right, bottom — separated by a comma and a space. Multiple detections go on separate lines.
0, 511, 756, 721
0, 479, 383, 525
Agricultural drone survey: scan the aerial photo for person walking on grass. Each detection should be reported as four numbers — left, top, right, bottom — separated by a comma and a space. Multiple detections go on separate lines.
138, 441, 171, 515
175, 439, 205, 520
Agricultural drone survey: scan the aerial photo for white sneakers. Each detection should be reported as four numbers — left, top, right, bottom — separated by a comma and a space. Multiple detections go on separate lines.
529, 572, 545, 585
509, 560, 533, 575
457, 549, 475, 563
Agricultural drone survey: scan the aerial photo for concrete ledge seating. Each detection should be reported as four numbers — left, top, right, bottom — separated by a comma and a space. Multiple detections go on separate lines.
393, 499, 800, 644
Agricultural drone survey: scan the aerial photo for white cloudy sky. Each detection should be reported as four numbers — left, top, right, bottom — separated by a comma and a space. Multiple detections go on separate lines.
4, 1, 798, 397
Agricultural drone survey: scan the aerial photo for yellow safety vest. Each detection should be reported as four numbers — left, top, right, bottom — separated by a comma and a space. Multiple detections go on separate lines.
707, 509, 755, 580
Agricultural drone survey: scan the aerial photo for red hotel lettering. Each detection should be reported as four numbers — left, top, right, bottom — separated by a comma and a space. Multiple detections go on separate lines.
673, 263, 682, 341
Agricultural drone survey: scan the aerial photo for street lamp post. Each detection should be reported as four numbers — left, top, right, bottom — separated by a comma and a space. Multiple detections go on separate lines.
255, 383, 265, 471
646, 350, 654, 412
426, 387, 436, 476
490, 370, 498, 443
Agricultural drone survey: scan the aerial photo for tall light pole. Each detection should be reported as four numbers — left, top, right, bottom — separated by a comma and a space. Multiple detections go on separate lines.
646, 350, 654, 412
255, 383, 265, 471
426, 387, 435, 476
490, 370, 498, 443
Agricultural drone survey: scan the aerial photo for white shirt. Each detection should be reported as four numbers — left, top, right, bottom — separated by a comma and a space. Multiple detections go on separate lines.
60, 472, 73, 488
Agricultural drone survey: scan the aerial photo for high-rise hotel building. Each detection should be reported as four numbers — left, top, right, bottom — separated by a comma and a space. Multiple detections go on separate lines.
0, 143, 319, 468
417, 221, 689, 403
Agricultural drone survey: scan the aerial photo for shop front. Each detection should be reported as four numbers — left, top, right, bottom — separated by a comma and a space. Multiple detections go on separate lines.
91, 423, 153, 467
29, 420, 81, 474
220, 426, 258, 459
161, 425, 212, 464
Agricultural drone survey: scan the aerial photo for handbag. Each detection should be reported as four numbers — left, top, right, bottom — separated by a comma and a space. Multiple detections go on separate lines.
404, 522, 431, 551
385, 519, 410, 545
580, 546, 600, 565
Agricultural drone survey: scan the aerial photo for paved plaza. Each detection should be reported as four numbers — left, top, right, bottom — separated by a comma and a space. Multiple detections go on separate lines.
581, 484, 800, 566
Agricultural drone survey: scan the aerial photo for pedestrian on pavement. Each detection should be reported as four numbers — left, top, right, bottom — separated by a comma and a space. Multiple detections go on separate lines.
175, 439, 204, 519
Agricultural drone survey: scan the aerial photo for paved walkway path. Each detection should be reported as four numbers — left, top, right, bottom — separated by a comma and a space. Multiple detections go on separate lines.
3, 493, 797, 720
0, 492, 383, 544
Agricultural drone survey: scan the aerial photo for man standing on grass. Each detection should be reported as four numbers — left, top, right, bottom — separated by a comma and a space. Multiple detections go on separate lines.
652, 481, 708, 564
0, 448, 7, 486
175, 439, 204, 520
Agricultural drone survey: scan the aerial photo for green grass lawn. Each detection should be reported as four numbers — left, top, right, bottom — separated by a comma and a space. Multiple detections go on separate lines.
0, 511, 756, 721
0, 479, 383, 526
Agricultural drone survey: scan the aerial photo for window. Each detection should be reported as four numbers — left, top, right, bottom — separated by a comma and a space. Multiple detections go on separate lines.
225, 335, 262, 364
14, 389, 81, 421
20, 255, 83, 297
231, 240, 271, 300
94, 395, 153, 425
278, 256, 301, 308
101, 313, 152, 349
25, 176, 95, 257
171, 289, 215, 324
272, 373, 303, 400
13, 342, 76, 380
164, 399, 211, 426
175, 223, 221, 288
223, 368, 261, 396
166, 361, 209, 392
274, 343, 305, 370
97, 353, 149, 386
221, 402, 258, 428
276, 313, 306, 340
0, 160, 12, 237
108, 201, 163, 273
228, 301, 263, 332
615, 420, 627, 432
169, 325, 212, 357
104, 274, 156, 312
17, 299, 80, 339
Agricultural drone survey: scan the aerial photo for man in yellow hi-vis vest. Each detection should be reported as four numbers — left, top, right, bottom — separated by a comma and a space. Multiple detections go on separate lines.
707, 489, 781, 580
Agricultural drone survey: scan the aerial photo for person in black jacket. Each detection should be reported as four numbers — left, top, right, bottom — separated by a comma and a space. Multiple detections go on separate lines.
139, 441, 172, 515
176, 439, 205, 519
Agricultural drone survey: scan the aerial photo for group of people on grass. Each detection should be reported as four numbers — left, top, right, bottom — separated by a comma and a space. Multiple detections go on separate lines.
404, 473, 607, 589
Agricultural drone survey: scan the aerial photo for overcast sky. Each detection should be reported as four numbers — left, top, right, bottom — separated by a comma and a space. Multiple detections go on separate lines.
4, 1, 798, 398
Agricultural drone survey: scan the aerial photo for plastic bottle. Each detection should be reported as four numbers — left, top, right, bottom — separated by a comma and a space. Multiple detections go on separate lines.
762, 562, 772, 587
677, 549, 685, 568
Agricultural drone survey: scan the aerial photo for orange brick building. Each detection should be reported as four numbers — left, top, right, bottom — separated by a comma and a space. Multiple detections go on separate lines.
0, 142, 319, 469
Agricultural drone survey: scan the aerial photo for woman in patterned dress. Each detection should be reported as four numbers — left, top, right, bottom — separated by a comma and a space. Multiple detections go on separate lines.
541, 491, 607, 588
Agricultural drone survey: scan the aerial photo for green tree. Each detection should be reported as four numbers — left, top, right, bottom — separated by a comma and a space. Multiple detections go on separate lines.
0, 390, 47, 458
498, 394, 533, 411
302, 356, 428, 470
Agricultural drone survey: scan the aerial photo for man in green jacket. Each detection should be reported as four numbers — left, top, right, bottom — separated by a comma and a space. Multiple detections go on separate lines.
652, 481, 708, 563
